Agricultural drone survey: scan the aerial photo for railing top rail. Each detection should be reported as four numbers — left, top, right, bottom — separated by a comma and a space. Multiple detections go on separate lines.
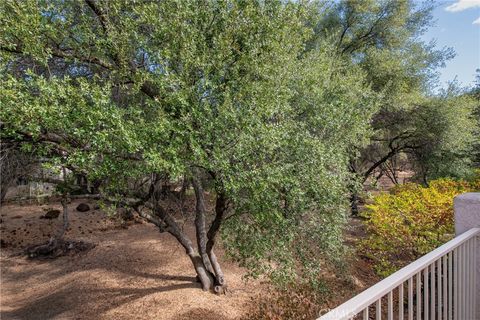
318, 227, 480, 320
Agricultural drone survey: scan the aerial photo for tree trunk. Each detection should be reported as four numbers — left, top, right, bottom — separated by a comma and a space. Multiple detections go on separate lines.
0, 175, 16, 204
145, 176, 218, 291
132, 175, 228, 293
191, 175, 227, 294
177, 177, 189, 203
57, 196, 70, 238
206, 191, 227, 287
350, 192, 359, 216
90, 179, 102, 194
26, 194, 71, 257
0, 184, 9, 203
192, 176, 214, 274
348, 161, 360, 217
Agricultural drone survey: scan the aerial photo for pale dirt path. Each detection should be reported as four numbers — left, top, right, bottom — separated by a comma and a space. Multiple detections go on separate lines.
0, 200, 259, 320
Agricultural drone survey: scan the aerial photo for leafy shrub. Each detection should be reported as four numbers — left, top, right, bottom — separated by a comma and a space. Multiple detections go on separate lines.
361, 176, 480, 276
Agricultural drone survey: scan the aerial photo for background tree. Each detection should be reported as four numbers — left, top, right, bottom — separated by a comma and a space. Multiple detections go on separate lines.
470, 69, 480, 167
0, 142, 36, 203
312, 0, 477, 213
408, 87, 477, 182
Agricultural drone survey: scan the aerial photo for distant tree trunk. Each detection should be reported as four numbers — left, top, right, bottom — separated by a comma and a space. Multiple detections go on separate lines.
90, 179, 102, 194
350, 192, 359, 217
0, 182, 11, 203
26, 167, 71, 257
0, 143, 34, 204
177, 176, 189, 204
349, 161, 360, 217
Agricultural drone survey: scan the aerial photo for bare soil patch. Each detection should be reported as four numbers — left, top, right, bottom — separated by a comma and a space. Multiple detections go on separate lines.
0, 199, 260, 320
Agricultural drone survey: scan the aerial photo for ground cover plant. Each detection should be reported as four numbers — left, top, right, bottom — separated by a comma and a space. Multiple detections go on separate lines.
362, 174, 480, 276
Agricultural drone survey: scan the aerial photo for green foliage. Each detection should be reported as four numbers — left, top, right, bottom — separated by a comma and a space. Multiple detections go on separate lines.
315, 0, 477, 187
409, 87, 478, 180
0, 0, 377, 286
362, 176, 480, 276
469, 69, 480, 167
220, 38, 376, 284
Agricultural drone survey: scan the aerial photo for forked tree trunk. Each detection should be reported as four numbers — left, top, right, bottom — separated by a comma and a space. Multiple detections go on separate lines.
150, 200, 215, 291
192, 178, 214, 273
192, 175, 227, 293
206, 191, 227, 287
137, 175, 228, 293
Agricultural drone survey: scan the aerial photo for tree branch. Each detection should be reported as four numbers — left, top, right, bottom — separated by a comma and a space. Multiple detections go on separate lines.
84, 0, 109, 33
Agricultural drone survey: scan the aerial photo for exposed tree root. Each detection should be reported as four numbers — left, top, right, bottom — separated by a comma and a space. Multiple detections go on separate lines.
25, 238, 95, 259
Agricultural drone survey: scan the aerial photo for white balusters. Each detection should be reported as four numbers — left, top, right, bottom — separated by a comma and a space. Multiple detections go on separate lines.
448, 251, 453, 320
363, 307, 368, 320
408, 277, 413, 320
454, 247, 459, 320
442, 255, 447, 320
425, 267, 429, 319
318, 228, 480, 320
437, 259, 442, 319
376, 298, 381, 320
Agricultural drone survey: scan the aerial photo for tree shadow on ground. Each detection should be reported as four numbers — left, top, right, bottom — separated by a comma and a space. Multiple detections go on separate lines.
1, 224, 205, 319
1, 281, 199, 320
2, 224, 186, 283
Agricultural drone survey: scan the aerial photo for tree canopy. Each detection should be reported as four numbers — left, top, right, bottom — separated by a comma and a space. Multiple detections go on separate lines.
1, 0, 378, 289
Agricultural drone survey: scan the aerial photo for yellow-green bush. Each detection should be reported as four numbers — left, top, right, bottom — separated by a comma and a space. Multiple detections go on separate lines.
362, 176, 480, 276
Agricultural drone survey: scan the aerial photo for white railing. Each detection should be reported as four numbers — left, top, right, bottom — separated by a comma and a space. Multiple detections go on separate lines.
318, 227, 479, 320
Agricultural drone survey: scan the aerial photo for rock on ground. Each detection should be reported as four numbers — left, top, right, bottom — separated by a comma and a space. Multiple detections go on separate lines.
76, 203, 90, 212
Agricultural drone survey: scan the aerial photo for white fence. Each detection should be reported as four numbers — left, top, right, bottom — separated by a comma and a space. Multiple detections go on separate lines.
319, 192, 480, 320
319, 228, 479, 320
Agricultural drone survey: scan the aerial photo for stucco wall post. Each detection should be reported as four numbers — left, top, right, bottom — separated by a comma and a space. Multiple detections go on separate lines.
454, 192, 480, 319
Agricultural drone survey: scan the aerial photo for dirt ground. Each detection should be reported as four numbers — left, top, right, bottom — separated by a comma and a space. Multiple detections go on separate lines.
0, 196, 383, 320
0, 199, 260, 320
